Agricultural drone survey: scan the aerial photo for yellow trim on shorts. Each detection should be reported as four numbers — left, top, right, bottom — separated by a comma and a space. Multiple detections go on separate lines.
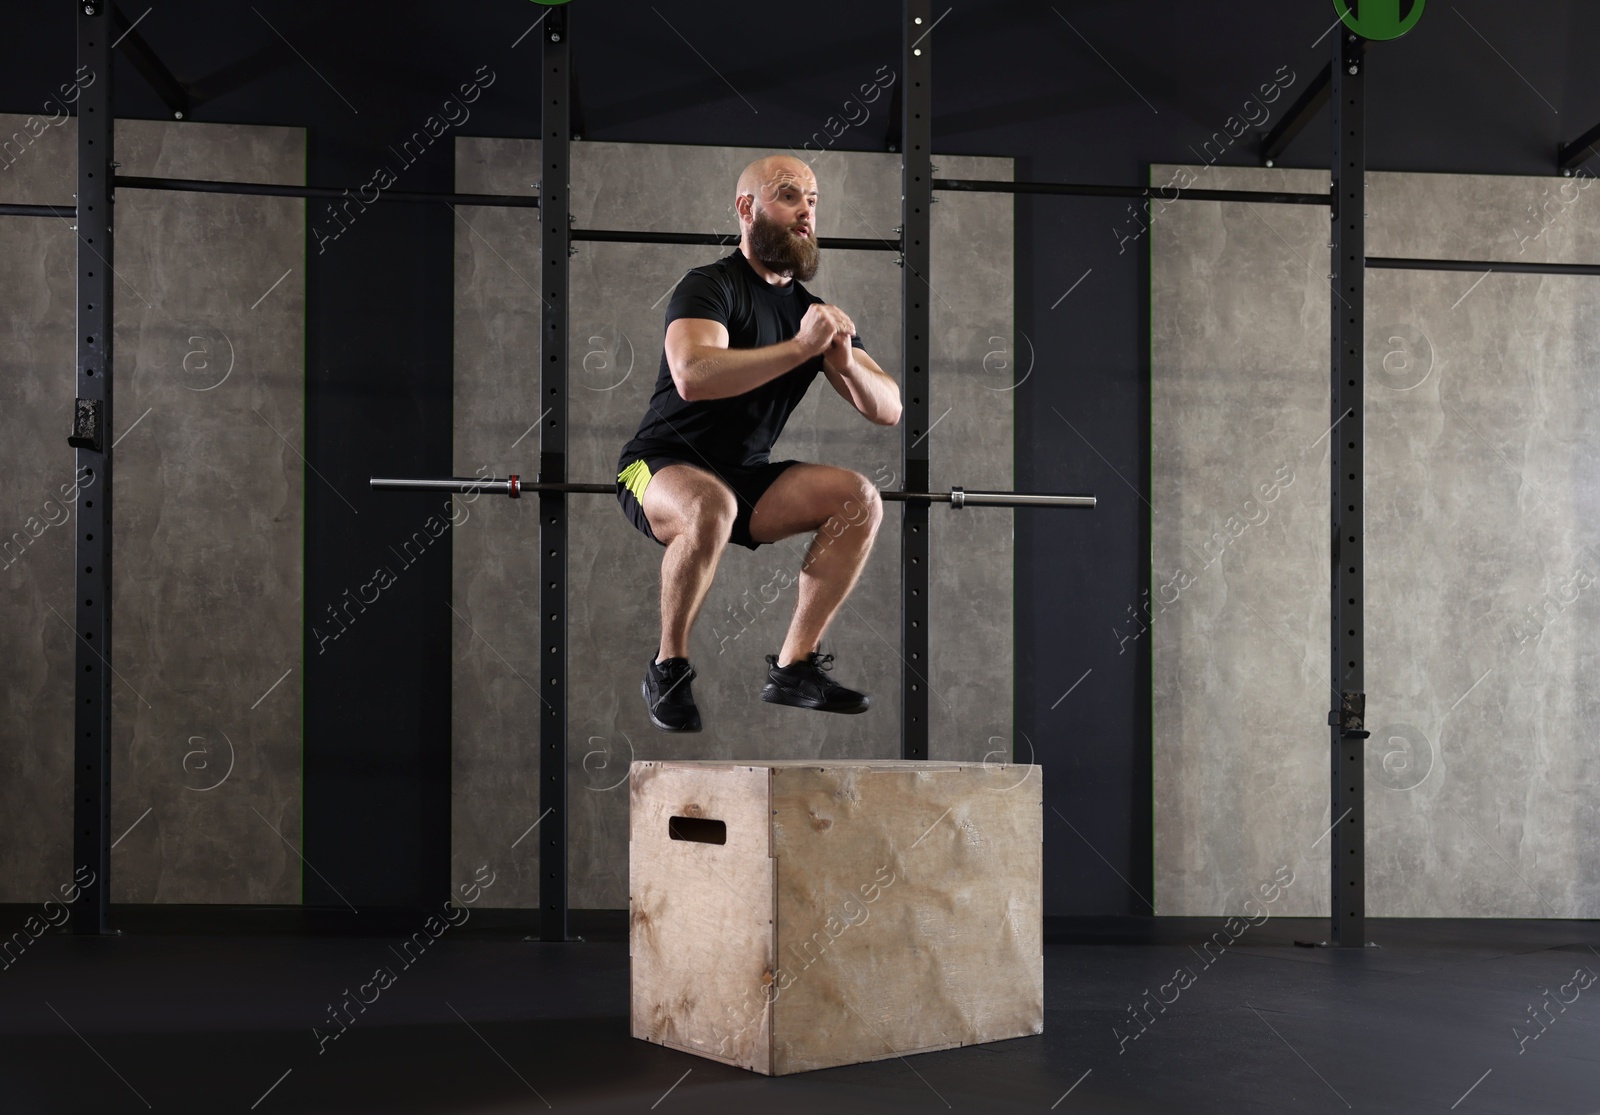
618, 459, 653, 502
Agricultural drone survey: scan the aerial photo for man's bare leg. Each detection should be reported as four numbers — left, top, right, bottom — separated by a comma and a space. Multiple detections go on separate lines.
747, 463, 883, 666
639, 463, 739, 661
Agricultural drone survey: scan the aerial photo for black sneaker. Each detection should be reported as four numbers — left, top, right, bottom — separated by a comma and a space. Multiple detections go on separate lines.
761, 652, 871, 714
643, 656, 702, 732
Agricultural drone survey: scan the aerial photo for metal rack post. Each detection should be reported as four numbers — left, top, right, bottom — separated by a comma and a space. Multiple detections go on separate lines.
539, 3, 574, 943
901, 0, 933, 761
1329, 27, 1370, 948
71, 0, 115, 935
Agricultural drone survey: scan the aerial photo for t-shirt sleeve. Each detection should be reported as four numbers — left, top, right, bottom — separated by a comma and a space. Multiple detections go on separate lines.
664, 268, 731, 329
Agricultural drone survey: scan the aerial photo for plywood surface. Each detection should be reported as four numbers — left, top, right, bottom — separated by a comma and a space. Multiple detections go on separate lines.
629, 762, 776, 1071
768, 763, 1043, 1073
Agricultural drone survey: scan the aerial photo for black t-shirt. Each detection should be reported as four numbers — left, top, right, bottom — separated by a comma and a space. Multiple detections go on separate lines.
620, 249, 865, 469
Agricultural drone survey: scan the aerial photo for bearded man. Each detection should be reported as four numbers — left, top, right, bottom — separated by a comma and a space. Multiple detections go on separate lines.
615, 154, 901, 732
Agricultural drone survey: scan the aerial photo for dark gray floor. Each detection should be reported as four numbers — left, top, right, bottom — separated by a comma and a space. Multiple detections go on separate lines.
0, 917, 1596, 1114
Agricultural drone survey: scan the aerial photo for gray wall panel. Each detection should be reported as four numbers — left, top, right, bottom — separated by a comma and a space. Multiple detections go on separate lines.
450, 137, 545, 906
0, 116, 304, 903
927, 154, 1014, 765
1363, 266, 1600, 917
0, 113, 78, 902
454, 141, 1011, 908
1153, 164, 1600, 917
110, 121, 305, 903
1151, 165, 1331, 917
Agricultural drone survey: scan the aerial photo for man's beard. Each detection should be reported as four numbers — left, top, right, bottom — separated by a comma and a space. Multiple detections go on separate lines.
747, 204, 820, 282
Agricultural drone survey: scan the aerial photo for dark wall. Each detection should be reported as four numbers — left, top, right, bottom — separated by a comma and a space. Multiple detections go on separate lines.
3, 0, 1597, 915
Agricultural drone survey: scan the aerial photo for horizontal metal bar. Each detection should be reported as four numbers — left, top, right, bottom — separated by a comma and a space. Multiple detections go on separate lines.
1368, 256, 1600, 276
113, 176, 542, 209
1558, 123, 1600, 173
0, 203, 76, 218
371, 476, 1094, 509
108, 181, 894, 246
571, 228, 900, 251
933, 177, 1331, 206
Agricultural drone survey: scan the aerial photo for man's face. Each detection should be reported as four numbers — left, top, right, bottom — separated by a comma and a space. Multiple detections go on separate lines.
746, 172, 819, 281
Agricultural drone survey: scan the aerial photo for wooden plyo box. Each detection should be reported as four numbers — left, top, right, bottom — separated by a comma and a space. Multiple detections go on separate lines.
629, 759, 1043, 1075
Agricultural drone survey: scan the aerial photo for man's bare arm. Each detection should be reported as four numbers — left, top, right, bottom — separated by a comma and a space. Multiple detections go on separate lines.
822, 339, 902, 426
665, 318, 808, 401
665, 303, 855, 401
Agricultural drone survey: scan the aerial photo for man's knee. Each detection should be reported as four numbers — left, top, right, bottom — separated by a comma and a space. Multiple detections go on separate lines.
840, 472, 883, 532
682, 484, 738, 542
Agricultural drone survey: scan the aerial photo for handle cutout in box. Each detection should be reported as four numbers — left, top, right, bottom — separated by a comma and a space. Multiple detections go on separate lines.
668, 816, 727, 845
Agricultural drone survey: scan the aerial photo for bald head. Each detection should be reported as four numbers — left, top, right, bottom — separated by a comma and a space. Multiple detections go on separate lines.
736, 155, 817, 213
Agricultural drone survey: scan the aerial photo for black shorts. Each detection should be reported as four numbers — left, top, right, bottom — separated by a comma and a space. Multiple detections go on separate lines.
616, 454, 800, 551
